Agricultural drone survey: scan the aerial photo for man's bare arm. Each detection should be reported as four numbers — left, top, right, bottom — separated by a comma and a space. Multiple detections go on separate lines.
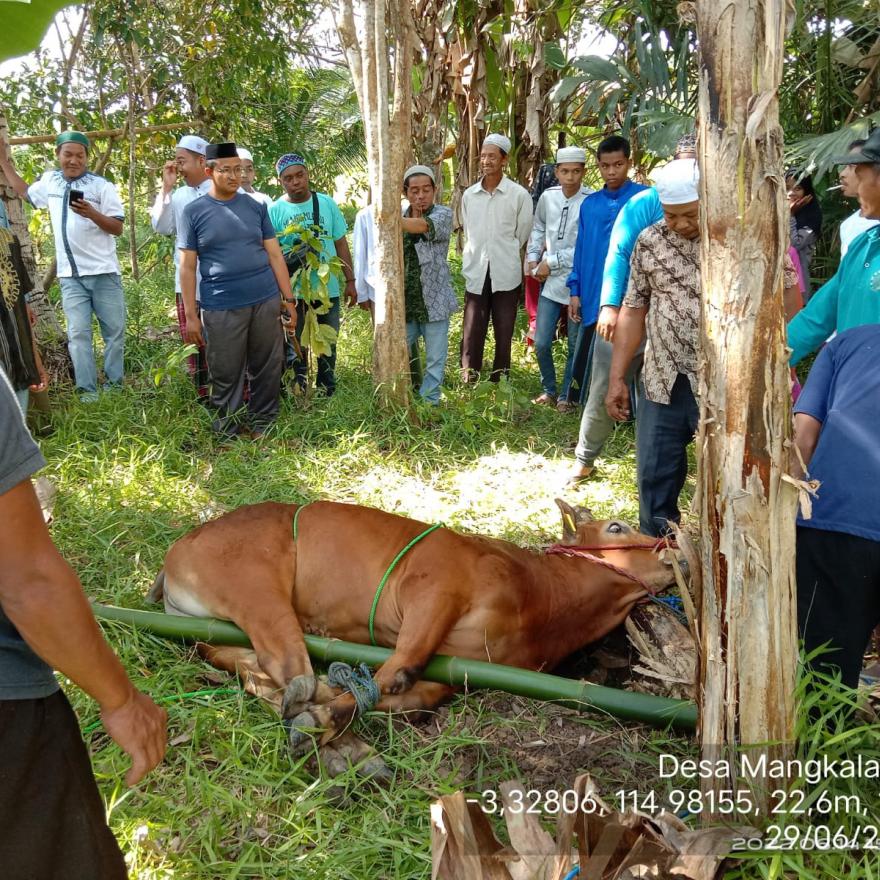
792, 412, 822, 479
0, 478, 167, 784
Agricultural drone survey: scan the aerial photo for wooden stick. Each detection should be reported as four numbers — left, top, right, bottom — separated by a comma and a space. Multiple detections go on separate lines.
8, 121, 192, 146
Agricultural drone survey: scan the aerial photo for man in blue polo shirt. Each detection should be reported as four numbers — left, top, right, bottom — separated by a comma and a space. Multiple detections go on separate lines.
178, 143, 294, 438
794, 324, 880, 689
0, 130, 126, 401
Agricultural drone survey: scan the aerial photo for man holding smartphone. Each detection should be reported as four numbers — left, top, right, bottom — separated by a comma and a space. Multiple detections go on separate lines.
0, 130, 126, 402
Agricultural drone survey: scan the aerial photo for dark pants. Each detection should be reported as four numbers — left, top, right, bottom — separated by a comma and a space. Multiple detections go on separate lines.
202, 296, 284, 436
636, 373, 698, 536
287, 298, 341, 395
0, 690, 127, 880
797, 526, 880, 689
175, 291, 209, 398
460, 270, 521, 382
568, 320, 597, 405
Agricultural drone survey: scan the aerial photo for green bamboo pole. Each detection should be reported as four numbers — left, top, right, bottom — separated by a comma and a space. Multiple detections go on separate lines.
93, 604, 697, 731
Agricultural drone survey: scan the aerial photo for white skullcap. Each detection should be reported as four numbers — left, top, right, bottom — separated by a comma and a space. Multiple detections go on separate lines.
653, 158, 700, 205
556, 146, 586, 164
483, 133, 511, 155
236, 147, 254, 162
176, 135, 208, 156
403, 164, 435, 184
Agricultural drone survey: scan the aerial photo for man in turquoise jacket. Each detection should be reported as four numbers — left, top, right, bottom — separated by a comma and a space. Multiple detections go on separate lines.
787, 129, 880, 365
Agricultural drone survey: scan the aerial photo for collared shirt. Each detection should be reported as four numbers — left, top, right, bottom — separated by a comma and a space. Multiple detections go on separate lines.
787, 225, 880, 365
600, 187, 663, 309
567, 179, 648, 322
461, 175, 533, 293
839, 209, 879, 257
526, 185, 592, 304
624, 222, 701, 404
27, 170, 123, 278
353, 205, 378, 303
150, 179, 212, 294
403, 204, 458, 323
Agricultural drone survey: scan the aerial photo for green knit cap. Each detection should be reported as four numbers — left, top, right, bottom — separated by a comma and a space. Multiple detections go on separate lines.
55, 131, 90, 151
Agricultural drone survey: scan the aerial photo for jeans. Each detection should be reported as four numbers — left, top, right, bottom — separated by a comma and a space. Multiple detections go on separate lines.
14, 388, 29, 415
635, 373, 698, 536
59, 273, 126, 392
288, 298, 341, 394
406, 319, 450, 403
533, 295, 578, 399
575, 334, 645, 467
568, 319, 598, 405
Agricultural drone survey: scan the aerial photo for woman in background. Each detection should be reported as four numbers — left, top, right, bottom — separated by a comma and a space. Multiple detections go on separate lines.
786, 170, 823, 301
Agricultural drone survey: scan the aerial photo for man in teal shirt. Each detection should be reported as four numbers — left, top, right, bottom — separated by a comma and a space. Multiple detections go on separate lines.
269, 153, 357, 395
787, 130, 880, 365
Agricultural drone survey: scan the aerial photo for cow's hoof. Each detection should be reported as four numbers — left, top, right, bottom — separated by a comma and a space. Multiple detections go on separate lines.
281, 674, 317, 719
288, 711, 322, 756
357, 754, 393, 785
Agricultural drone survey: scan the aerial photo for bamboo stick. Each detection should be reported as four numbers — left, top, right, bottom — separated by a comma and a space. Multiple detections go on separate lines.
93, 603, 698, 731
8, 121, 192, 146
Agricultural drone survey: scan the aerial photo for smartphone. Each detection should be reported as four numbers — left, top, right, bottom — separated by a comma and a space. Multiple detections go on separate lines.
69, 189, 84, 203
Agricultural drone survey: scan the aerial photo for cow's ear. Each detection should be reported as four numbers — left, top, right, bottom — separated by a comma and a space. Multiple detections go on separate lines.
575, 505, 594, 524
555, 498, 579, 538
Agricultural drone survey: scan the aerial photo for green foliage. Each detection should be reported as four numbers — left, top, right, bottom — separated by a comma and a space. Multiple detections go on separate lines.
553, 1, 695, 161
152, 343, 198, 387
278, 217, 341, 360
0, 0, 70, 62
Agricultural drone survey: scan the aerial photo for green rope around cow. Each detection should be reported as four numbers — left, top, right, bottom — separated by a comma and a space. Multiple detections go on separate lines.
293, 503, 444, 646
327, 661, 381, 715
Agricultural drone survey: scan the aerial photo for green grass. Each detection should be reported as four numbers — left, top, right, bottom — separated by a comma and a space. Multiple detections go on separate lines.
37, 263, 873, 877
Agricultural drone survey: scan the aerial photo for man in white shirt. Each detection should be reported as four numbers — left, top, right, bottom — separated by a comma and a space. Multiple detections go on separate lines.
838, 138, 879, 256
237, 148, 275, 207
527, 146, 592, 409
149, 134, 211, 401
0, 131, 126, 402
460, 133, 533, 382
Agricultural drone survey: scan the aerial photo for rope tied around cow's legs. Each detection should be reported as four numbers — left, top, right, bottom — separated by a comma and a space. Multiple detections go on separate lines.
327, 661, 381, 717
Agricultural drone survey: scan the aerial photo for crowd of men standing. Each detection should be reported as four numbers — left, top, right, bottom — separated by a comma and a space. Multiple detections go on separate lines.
2, 119, 880, 875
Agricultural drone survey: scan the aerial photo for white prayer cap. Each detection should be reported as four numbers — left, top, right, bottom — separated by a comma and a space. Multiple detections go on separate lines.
556, 146, 586, 165
653, 158, 700, 205
176, 135, 209, 156
482, 133, 511, 155
403, 164, 435, 185
237, 147, 254, 162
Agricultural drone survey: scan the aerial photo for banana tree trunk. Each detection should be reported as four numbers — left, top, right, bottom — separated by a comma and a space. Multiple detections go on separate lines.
694, 0, 798, 814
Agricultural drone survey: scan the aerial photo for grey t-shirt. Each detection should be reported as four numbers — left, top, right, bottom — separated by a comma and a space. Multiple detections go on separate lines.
0, 370, 58, 699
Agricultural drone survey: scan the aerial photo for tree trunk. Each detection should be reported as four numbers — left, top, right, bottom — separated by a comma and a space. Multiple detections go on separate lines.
693, 0, 798, 812
336, 0, 413, 407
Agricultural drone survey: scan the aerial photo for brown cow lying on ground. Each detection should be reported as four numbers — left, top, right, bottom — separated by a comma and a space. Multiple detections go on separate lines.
149, 498, 682, 771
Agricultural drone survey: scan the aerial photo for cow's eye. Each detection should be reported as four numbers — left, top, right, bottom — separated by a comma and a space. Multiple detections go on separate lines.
607, 522, 623, 534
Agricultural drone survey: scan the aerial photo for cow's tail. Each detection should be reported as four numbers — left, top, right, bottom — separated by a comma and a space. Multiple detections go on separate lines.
147, 568, 165, 604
